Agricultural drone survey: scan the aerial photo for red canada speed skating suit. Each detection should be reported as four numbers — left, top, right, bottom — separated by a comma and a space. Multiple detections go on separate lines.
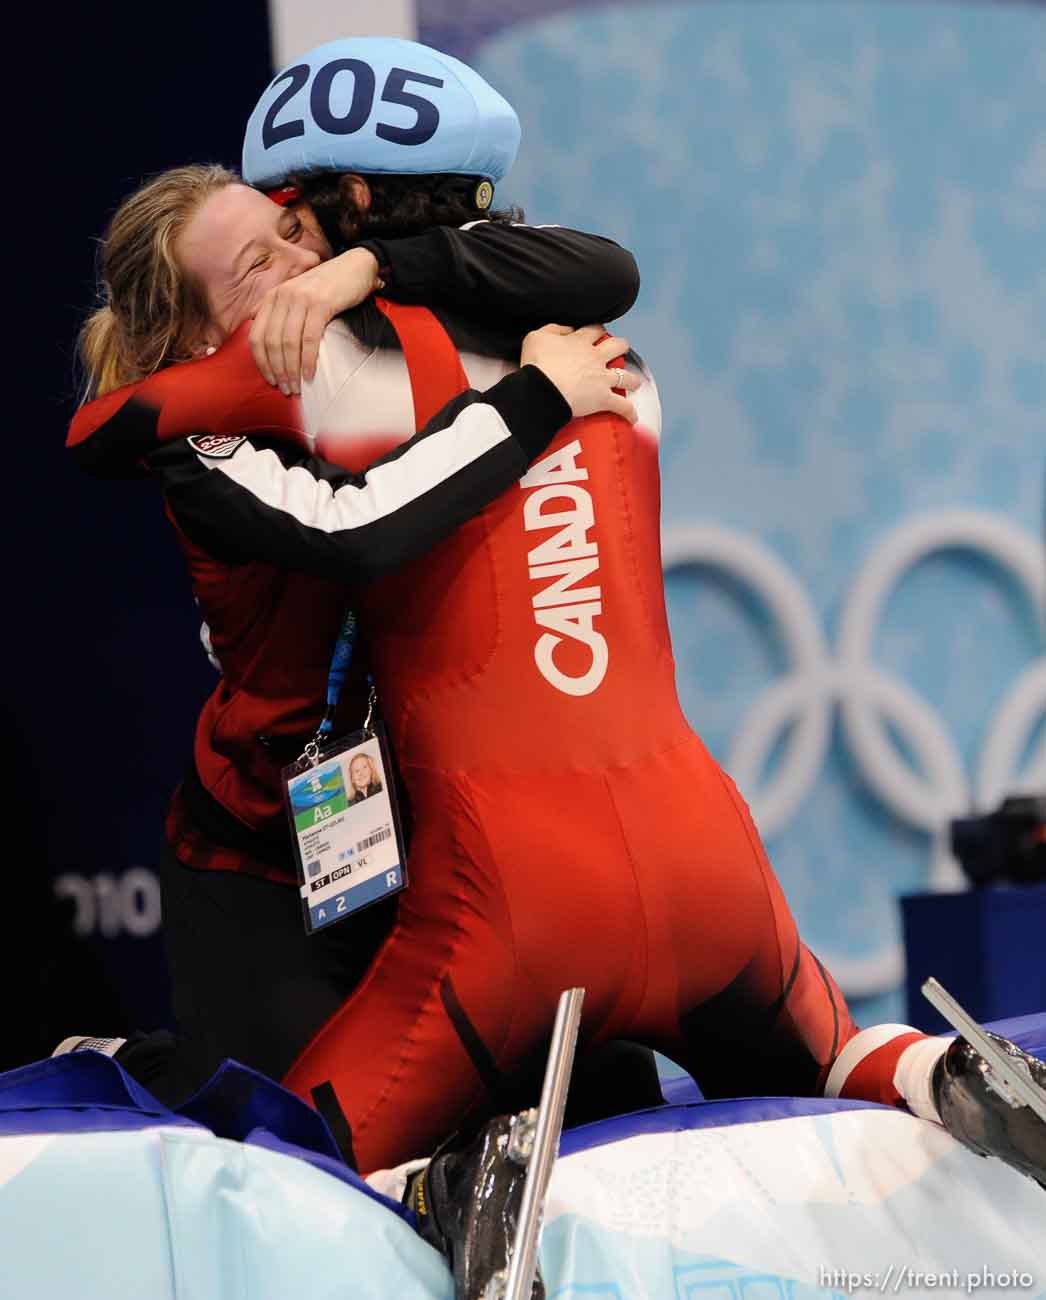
283, 302, 862, 1171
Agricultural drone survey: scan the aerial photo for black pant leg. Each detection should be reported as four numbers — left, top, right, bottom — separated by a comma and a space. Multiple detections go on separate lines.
119, 844, 395, 1106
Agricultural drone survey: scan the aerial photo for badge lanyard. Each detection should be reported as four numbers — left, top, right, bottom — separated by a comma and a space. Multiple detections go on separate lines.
282, 609, 408, 934
297, 609, 375, 767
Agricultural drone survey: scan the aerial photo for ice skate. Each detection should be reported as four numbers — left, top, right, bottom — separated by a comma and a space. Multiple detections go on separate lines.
405, 1108, 544, 1299
924, 978, 1046, 1189
406, 988, 583, 1299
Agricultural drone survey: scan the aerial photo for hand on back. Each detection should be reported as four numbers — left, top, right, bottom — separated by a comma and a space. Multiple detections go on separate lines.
521, 324, 639, 424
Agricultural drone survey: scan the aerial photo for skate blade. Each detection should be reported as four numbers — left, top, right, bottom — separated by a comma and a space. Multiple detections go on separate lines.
496, 987, 585, 1300
922, 977, 1046, 1123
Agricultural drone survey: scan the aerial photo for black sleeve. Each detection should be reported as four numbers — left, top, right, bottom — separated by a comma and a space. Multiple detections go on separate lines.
357, 222, 640, 327
147, 365, 570, 584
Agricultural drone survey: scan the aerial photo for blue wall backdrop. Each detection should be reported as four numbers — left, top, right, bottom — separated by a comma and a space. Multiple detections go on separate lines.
15, 0, 1044, 1063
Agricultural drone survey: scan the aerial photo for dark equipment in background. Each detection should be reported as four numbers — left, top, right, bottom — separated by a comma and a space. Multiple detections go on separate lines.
902, 794, 1046, 1031
951, 795, 1046, 888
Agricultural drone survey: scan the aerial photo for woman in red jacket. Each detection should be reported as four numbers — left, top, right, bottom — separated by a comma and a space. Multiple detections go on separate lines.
67, 158, 649, 1125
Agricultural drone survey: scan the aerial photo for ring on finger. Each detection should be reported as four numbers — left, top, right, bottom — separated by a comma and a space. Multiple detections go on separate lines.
612, 367, 627, 388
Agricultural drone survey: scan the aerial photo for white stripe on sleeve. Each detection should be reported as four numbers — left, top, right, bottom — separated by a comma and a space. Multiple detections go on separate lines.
201, 400, 513, 534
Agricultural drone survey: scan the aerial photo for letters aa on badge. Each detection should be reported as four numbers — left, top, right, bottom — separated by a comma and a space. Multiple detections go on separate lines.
283, 726, 407, 934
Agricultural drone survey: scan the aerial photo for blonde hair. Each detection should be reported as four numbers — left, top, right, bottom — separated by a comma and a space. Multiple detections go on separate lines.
78, 163, 240, 400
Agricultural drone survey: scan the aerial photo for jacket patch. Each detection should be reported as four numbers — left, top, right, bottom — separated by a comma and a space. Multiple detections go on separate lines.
188, 434, 246, 459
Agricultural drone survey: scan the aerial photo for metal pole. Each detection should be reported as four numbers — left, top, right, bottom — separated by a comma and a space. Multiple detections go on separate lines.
921, 977, 1046, 1122
502, 987, 585, 1300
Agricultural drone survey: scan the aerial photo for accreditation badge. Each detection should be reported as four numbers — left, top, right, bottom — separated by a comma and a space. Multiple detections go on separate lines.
282, 724, 407, 934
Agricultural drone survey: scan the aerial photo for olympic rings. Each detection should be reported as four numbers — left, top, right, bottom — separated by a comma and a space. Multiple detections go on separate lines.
661, 509, 1046, 996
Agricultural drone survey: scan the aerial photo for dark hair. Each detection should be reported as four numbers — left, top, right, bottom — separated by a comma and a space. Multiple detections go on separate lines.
290, 170, 523, 252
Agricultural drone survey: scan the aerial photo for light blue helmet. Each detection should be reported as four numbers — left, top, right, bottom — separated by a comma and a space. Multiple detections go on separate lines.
242, 36, 521, 203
